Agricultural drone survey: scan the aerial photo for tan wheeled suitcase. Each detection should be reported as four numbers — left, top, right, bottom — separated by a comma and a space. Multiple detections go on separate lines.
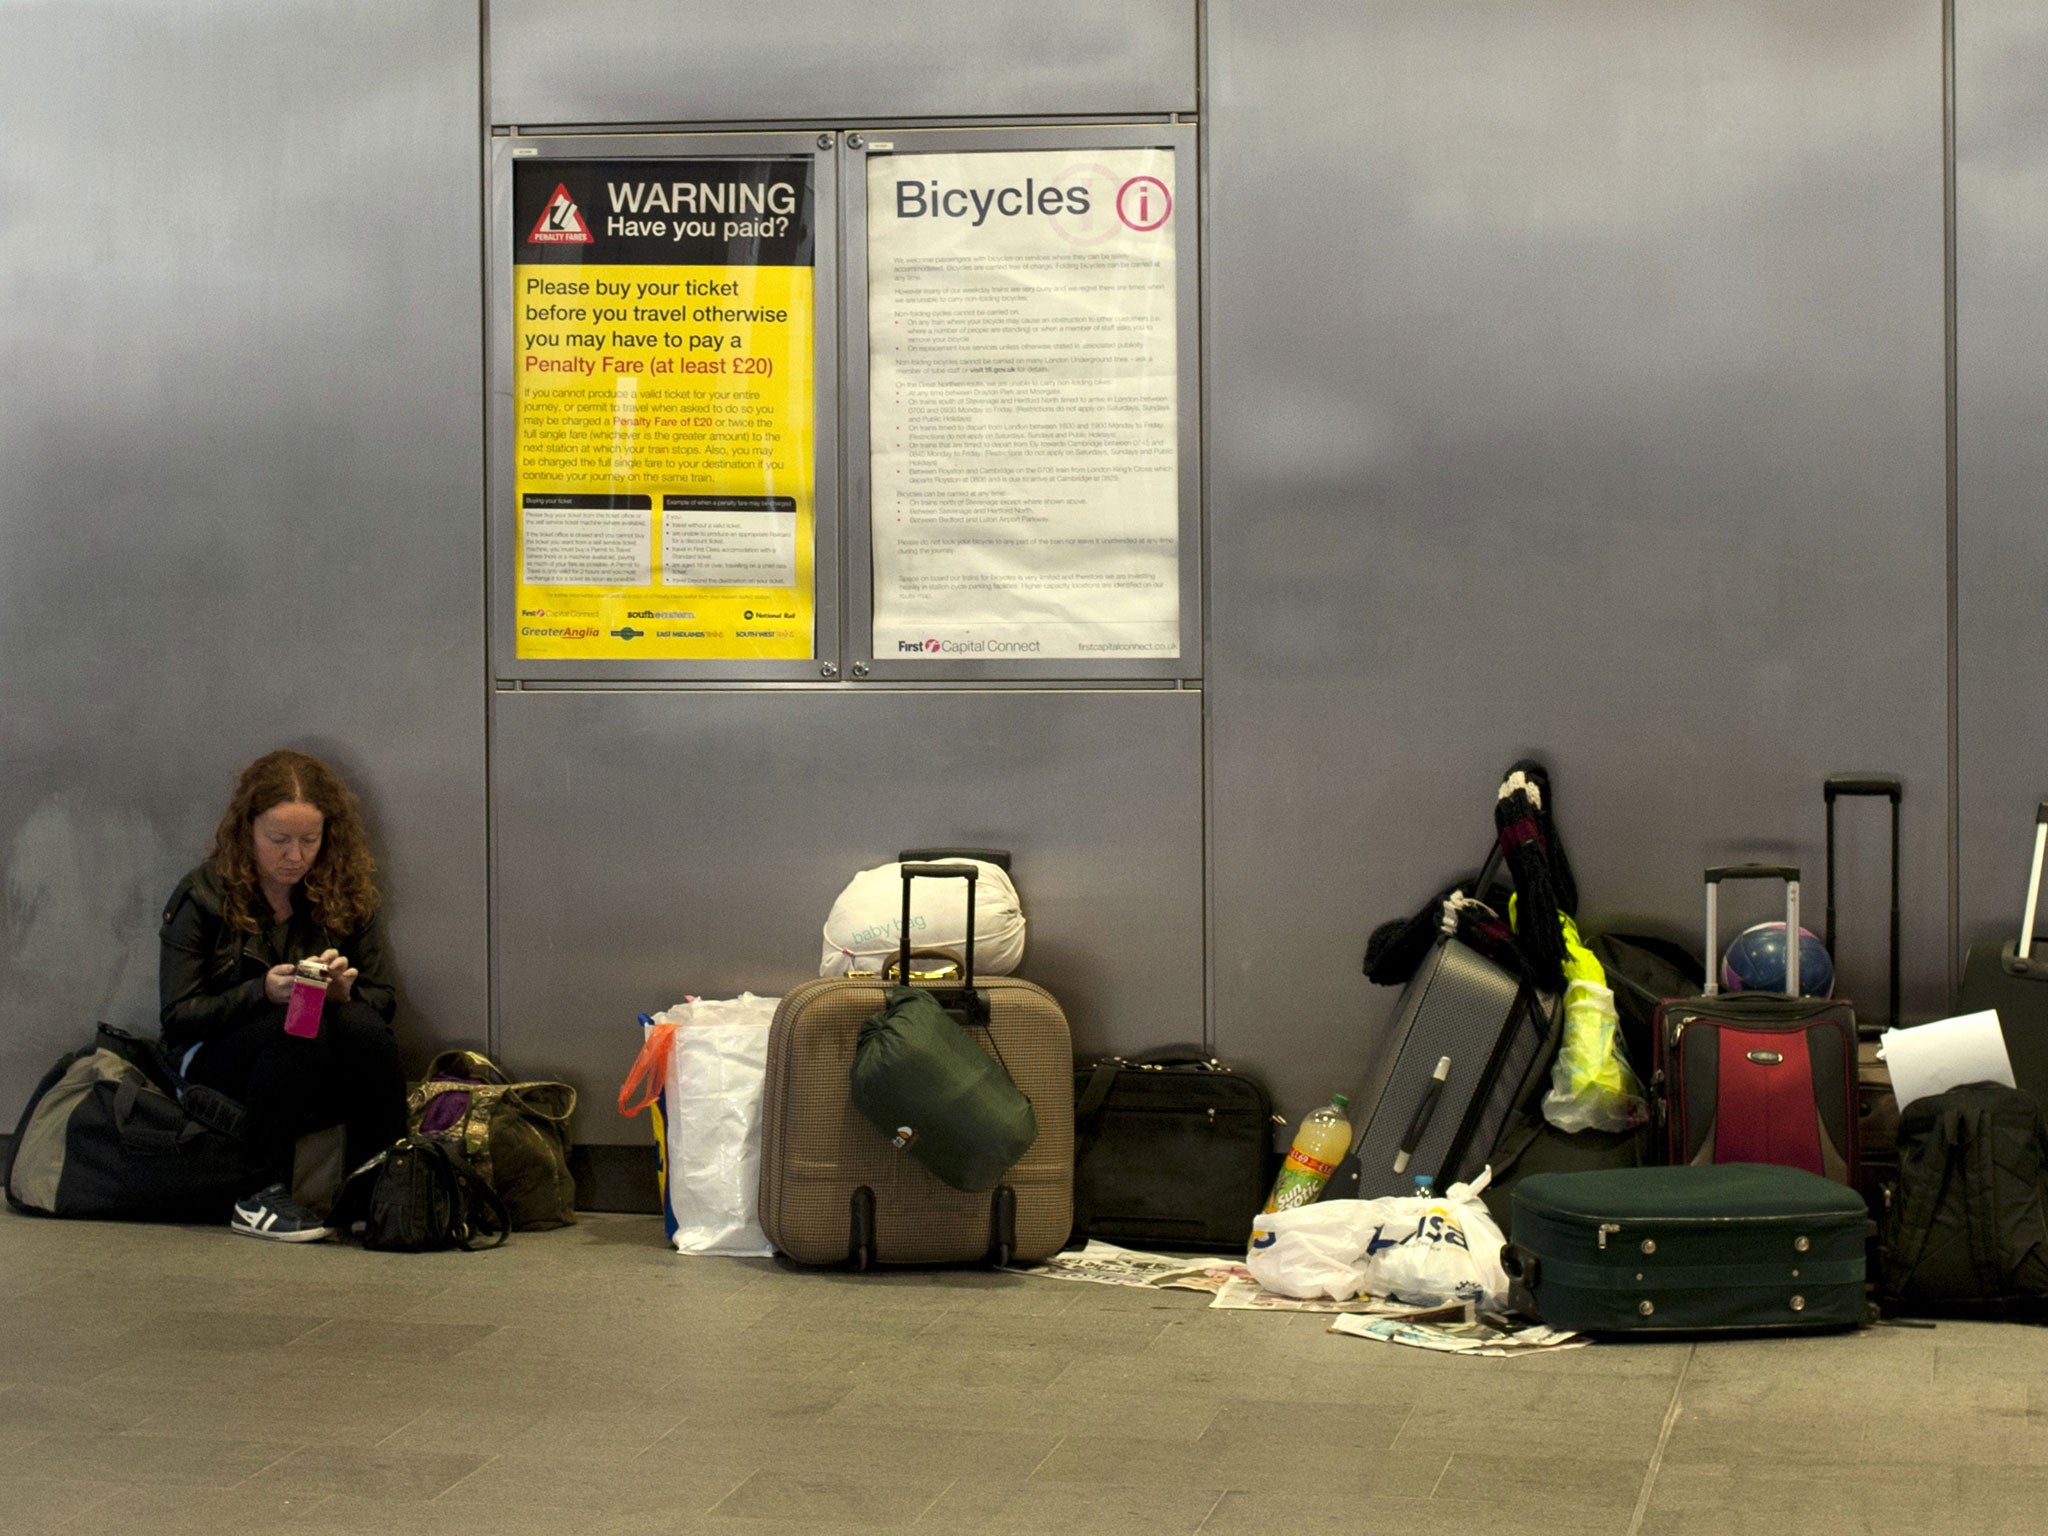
758, 857, 1074, 1268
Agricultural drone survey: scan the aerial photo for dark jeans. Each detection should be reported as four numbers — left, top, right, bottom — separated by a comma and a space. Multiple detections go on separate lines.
184, 1000, 407, 1188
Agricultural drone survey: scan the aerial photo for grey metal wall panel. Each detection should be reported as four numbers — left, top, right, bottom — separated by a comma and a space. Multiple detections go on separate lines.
1207, 0, 1950, 1121
493, 688, 1203, 1142
1957, 0, 2048, 968
489, 0, 1195, 126
0, 0, 488, 1113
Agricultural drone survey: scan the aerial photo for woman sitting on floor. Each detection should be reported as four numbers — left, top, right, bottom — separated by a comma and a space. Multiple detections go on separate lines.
159, 748, 405, 1241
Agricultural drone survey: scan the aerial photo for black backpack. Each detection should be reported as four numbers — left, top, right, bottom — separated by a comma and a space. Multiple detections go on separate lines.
333, 1134, 510, 1252
1881, 1080, 2048, 1319
5, 1023, 251, 1223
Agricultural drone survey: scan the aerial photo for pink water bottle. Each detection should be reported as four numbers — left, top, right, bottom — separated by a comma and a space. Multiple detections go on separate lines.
283, 959, 328, 1038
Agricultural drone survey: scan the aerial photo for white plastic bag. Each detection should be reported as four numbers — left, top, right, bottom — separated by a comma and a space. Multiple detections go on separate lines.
642, 994, 779, 1256
819, 859, 1026, 978
1245, 1171, 1511, 1309
1362, 1174, 1510, 1309
1244, 1200, 1379, 1300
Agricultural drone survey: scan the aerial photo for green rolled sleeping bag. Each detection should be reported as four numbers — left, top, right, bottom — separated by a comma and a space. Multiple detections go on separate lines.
850, 986, 1038, 1192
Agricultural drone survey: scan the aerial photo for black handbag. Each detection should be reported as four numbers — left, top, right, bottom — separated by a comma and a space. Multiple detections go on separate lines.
1072, 1049, 1279, 1252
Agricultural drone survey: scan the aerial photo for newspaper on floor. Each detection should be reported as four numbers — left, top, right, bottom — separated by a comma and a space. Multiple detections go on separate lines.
1207, 1276, 1414, 1314
1000, 1239, 1240, 1290
1328, 1304, 1587, 1356
1003, 1244, 1442, 1315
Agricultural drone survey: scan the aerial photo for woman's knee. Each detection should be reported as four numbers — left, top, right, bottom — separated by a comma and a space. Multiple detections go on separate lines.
319, 1000, 400, 1064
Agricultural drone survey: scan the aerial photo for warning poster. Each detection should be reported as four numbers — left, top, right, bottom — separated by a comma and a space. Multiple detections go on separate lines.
511, 158, 815, 660
867, 148, 1180, 662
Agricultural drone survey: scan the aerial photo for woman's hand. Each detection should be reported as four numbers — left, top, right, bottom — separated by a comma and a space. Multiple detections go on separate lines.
263, 964, 297, 1006
315, 948, 358, 1003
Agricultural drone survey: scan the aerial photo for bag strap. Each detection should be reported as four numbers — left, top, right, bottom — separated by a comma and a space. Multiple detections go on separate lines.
416, 1137, 510, 1251
1958, 1104, 2011, 1317
111, 1076, 204, 1153
1887, 1106, 1964, 1300
1075, 1063, 1122, 1132
426, 1049, 510, 1087
618, 1021, 678, 1117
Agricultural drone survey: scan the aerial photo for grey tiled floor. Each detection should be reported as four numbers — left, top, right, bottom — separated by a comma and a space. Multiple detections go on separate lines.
4, 1211, 2047, 1535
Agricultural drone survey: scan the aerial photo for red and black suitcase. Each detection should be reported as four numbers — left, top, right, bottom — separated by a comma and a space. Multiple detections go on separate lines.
1656, 865, 1860, 1187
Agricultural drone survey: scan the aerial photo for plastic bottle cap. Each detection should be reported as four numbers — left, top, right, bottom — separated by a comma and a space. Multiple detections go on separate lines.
1331, 1094, 1349, 1108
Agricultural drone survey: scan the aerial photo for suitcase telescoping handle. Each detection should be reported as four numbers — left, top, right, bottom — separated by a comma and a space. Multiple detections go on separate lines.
900, 862, 981, 999
899, 847, 1011, 872
1824, 776, 1902, 1030
2016, 802, 2048, 964
1703, 865, 1801, 998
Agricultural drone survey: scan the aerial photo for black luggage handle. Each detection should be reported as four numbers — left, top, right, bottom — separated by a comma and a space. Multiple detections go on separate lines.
899, 862, 987, 1021
1705, 865, 1801, 885
1703, 865, 1801, 998
1824, 775, 1902, 1031
899, 847, 1012, 871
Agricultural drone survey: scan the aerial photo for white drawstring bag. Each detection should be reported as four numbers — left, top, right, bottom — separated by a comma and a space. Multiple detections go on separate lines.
819, 859, 1026, 977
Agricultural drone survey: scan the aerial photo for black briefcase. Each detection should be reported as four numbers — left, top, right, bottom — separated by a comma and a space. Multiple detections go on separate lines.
1071, 1051, 1278, 1252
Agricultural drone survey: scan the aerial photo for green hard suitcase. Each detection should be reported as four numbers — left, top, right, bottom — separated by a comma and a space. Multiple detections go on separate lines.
1502, 1164, 1870, 1333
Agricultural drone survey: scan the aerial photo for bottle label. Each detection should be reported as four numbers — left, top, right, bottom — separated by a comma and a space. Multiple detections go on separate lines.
1265, 1148, 1340, 1212
1283, 1149, 1336, 1180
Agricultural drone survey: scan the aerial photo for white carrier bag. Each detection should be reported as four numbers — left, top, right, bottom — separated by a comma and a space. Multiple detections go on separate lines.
819, 851, 1026, 978
621, 994, 779, 1257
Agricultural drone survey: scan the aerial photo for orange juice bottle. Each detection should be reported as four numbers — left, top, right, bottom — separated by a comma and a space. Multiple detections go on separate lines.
1262, 1094, 1353, 1212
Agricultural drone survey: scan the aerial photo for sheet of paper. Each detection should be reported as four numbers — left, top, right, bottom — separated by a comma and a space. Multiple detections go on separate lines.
1881, 1010, 2016, 1110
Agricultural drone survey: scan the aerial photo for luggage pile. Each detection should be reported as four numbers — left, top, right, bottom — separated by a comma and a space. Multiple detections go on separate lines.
619, 772, 2048, 1345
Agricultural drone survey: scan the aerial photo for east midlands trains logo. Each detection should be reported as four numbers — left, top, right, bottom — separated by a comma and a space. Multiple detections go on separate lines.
528, 184, 594, 245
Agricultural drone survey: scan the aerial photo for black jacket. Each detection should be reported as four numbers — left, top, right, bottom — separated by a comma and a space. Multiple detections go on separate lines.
158, 862, 397, 1053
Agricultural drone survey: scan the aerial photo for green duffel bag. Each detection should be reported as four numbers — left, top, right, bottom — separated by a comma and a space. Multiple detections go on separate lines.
850, 986, 1038, 1192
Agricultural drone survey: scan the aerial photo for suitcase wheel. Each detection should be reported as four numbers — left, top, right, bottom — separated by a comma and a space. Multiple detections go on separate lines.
988, 1185, 1017, 1268
1499, 1244, 1538, 1288
849, 1186, 877, 1272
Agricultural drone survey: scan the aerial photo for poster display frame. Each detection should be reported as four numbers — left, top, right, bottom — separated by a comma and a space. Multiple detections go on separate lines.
847, 123, 1201, 682
487, 131, 839, 682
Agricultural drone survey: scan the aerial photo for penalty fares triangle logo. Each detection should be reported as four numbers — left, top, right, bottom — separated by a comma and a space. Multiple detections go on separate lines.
528, 183, 594, 245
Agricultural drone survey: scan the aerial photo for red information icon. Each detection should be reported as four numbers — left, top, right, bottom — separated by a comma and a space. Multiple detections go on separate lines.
1115, 176, 1172, 232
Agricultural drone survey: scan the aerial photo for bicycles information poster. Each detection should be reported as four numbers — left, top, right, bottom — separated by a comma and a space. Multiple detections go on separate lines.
867, 147, 1180, 662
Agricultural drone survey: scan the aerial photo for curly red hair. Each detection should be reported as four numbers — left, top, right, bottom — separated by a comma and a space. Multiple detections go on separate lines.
208, 750, 381, 935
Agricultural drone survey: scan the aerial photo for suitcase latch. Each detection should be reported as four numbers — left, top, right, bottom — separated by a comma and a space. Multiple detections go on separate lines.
1598, 1223, 1622, 1250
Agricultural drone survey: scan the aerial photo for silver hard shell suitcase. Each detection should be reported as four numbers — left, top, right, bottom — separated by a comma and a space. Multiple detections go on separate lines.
1349, 933, 1551, 1198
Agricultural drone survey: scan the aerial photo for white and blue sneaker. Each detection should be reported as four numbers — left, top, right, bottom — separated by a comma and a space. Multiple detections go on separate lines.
230, 1184, 333, 1242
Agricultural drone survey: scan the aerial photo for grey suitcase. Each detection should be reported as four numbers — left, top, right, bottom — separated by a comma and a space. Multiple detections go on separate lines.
1349, 930, 1552, 1200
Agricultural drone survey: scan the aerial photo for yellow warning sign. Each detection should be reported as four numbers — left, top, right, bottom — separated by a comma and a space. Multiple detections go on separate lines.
511, 159, 815, 661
